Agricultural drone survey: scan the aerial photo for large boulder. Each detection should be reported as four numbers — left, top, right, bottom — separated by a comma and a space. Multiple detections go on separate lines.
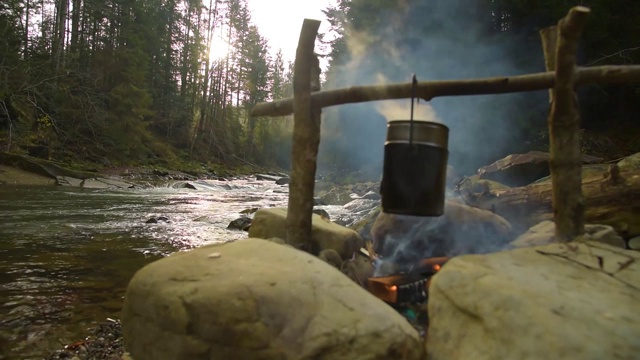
371, 201, 512, 272
248, 208, 363, 259
427, 241, 640, 360
510, 220, 626, 249
122, 239, 425, 360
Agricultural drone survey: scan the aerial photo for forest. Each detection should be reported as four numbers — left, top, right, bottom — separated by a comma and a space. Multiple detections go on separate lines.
0, 0, 638, 175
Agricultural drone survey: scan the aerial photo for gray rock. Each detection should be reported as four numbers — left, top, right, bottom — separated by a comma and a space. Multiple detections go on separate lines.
248, 208, 363, 259
80, 178, 111, 189
122, 239, 425, 360
319, 187, 353, 206
275, 177, 290, 185
510, 220, 626, 248
81, 177, 135, 189
312, 208, 331, 220
318, 249, 342, 269
96, 178, 136, 189
428, 241, 640, 360
628, 236, 640, 251
256, 174, 280, 182
56, 176, 83, 187
227, 216, 252, 231
361, 190, 381, 200
617, 152, 640, 171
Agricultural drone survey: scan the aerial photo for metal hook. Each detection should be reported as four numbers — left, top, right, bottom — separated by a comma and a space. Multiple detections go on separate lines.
409, 74, 417, 146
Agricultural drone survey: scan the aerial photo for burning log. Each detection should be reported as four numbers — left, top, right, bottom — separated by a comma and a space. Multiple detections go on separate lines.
368, 257, 449, 305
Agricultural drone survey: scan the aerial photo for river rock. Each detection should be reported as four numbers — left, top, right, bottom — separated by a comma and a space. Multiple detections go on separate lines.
122, 239, 425, 360
81, 177, 135, 189
56, 176, 83, 187
371, 200, 512, 271
248, 208, 363, 259
256, 174, 280, 182
349, 206, 381, 242
427, 241, 640, 360
227, 216, 252, 231
510, 220, 626, 249
319, 187, 353, 206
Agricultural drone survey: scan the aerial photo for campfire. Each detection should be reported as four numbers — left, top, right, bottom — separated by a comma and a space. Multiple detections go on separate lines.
367, 256, 449, 305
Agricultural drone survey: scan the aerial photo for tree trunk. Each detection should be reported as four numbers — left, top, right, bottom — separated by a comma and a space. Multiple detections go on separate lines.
70, 0, 81, 52
23, 0, 29, 58
285, 19, 322, 252
53, 0, 69, 71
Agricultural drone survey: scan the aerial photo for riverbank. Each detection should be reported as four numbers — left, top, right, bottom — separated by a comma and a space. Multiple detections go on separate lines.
0, 165, 58, 186
0, 151, 288, 187
45, 319, 130, 360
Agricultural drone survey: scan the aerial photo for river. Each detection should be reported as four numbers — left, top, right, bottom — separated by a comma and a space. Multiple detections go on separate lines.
0, 178, 300, 359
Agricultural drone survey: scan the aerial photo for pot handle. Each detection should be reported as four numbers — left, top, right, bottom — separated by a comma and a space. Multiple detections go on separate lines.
409, 74, 418, 146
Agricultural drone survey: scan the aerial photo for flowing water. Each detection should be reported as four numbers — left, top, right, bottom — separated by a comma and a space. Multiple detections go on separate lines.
0, 178, 294, 360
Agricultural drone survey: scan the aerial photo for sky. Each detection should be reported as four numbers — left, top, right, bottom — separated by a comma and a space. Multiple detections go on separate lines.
247, 0, 337, 66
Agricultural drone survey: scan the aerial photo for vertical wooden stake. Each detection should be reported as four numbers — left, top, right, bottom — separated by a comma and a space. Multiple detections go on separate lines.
540, 26, 558, 102
286, 19, 322, 252
548, 6, 590, 241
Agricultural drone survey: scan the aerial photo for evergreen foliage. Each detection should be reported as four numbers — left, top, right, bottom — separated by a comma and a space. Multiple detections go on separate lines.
1, 0, 637, 172
0, 0, 293, 168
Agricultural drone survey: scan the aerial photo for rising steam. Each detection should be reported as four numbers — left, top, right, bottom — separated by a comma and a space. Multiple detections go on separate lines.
319, 0, 546, 176
376, 99, 442, 123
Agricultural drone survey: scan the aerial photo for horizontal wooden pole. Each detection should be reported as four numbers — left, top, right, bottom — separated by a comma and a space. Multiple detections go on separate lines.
251, 65, 640, 117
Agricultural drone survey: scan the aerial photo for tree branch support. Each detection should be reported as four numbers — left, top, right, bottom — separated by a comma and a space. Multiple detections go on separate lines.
548, 6, 590, 241
286, 19, 322, 252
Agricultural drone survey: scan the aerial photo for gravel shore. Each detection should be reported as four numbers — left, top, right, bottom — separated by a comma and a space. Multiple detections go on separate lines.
44, 319, 130, 360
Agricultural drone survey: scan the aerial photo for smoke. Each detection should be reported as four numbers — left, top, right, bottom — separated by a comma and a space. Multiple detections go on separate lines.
319, 0, 547, 177
371, 202, 514, 277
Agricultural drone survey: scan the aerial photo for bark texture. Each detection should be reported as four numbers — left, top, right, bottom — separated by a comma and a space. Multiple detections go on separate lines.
251, 65, 640, 117
548, 6, 590, 241
286, 19, 322, 252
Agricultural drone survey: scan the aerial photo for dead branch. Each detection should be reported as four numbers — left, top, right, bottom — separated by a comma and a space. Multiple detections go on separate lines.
586, 46, 640, 66
251, 65, 640, 117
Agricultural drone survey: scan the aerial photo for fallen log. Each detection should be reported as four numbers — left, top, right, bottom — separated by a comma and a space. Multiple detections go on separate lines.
461, 165, 640, 239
